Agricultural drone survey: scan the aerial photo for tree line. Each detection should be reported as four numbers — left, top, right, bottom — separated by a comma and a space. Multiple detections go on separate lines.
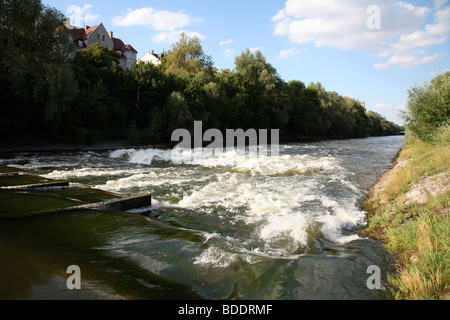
0, 0, 403, 146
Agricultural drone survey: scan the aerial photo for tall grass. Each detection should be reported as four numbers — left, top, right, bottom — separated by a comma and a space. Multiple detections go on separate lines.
390, 212, 449, 300
363, 126, 449, 300
431, 122, 450, 145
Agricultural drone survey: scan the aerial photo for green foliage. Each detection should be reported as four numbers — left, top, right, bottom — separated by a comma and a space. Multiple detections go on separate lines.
233, 49, 287, 130
430, 122, 450, 145
0, 0, 77, 141
69, 43, 134, 142
402, 71, 450, 142
367, 111, 403, 137
234, 49, 277, 90
309, 82, 401, 138
286, 81, 322, 136
0, 4, 404, 146
162, 32, 213, 76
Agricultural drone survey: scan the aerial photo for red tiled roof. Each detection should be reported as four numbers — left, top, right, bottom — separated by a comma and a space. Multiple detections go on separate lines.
113, 37, 126, 51
113, 38, 137, 53
85, 25, 98, 36
125, 44, 137, 53
69, 28, 87, 41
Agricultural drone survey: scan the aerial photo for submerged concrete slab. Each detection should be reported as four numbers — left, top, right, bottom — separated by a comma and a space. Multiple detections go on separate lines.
77, 194, 153, 212
0, 166, 29, 174
0, 193, 153, 218
2, 181, 70, 190
0, 166, 153, 219
0, 172, 19, 177
0, 170, 69, 189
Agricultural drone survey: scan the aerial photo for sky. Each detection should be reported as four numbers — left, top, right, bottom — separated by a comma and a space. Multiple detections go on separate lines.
42, 0, 450, 125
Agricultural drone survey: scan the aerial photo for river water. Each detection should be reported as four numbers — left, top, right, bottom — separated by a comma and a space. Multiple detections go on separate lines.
0, 136, 403, 300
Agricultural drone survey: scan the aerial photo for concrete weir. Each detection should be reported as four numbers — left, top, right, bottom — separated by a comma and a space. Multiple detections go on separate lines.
0, 166, 153, 218
0, 172, 19, 177
3, 181, 70, 190
77, 194, 153, 212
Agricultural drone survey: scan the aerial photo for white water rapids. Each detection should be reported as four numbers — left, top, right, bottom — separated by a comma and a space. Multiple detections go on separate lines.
2, 136, 403, 299
40, 138, 400, 261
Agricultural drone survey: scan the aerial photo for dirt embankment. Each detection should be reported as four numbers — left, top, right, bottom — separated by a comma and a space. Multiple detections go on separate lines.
361, 149, 449, 242
366, 157, 449, 208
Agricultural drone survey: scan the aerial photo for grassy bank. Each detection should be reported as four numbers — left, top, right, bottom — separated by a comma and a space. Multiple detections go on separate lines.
361, 126, 449, 300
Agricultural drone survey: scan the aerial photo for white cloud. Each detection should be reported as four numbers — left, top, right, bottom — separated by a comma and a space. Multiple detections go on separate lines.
249, 46, 264, 53
277, 47, 300, 59
152, 30, 206, 43
112, 8, 191, 30
433, 0, 448, 10
373, 103, 406, 111
224, 49, 235, 57
67, 4, 100, 27
373, 103, 394, 109
219, 39, 233, 46
152, 30, 182, 43
113, 7, 204, 43
184, 31, 206, 42
273, 0, 450, 69
374, 52, 441, 69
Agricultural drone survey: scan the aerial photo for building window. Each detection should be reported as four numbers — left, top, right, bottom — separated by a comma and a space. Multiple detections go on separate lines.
78, 40, 83, 47
97, 34, 100, 40
102, 35, 105, 41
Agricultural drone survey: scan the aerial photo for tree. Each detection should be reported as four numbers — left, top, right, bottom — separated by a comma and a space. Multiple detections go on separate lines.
367, 111, 402, 136
234, 49, 277, 90
286, 81, 323, 136
349, 100, 370, 137
234, 49, 281, 129
215, 69, 253, 130
402, 71, 450, 141
69, 43, 134, 142
128, 61, 183, 144
162, 33, 213, 76
0, 0, 77, 140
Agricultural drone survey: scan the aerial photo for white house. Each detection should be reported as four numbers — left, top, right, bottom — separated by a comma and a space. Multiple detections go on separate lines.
138, 50, 165, 65
112, 37, 138, 70
84, 23, 114, 49
64, 19, 138, 70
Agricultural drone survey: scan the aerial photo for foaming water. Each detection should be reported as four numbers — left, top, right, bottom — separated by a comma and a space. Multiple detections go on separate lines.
103, 143, 367, 256
0, 136, 403, 299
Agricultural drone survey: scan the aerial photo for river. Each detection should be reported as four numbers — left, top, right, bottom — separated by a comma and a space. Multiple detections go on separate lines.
0, 136, 403, 300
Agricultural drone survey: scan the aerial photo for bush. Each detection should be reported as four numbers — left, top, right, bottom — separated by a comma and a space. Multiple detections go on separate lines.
402, 71, 450, 142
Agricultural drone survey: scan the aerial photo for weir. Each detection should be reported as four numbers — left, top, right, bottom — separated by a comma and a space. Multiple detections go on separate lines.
76, 194, 153, 212
1, 181, 70, 190
0, 166, 152, 218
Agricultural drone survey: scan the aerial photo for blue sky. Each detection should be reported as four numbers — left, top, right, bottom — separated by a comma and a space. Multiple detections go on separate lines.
43, 0, 450, 125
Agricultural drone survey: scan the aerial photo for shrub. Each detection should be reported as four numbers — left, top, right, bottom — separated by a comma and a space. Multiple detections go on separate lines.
402, 71, 450, 142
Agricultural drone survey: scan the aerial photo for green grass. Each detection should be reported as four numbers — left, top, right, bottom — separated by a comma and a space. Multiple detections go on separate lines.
362, 128, 449, 300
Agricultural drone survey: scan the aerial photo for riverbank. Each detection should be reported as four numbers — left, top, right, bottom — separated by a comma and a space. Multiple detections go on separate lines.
359, 133, 449, 300
0, 140, 176, 153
